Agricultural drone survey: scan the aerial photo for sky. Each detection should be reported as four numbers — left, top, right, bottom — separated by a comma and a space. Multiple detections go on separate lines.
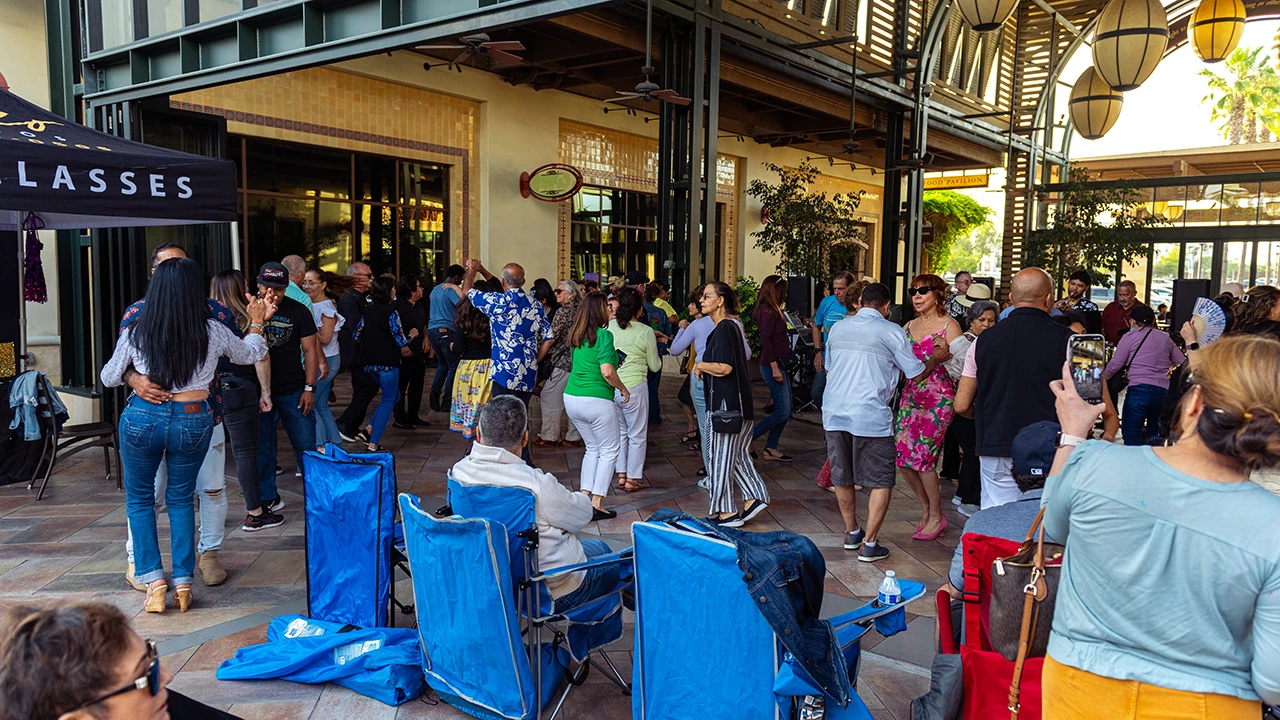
1069, 19, 1280, 158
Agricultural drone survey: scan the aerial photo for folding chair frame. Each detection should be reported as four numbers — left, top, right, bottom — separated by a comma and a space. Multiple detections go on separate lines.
27, 373, 120, 501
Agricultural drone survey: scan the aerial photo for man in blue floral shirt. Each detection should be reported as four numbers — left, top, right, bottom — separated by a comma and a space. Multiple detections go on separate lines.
463, 259, 550, 464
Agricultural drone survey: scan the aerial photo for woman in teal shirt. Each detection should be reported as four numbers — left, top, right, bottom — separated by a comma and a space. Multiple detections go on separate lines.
564, 292, 632, 520
607, 287, 663, 493
1042, 333, 1280, 719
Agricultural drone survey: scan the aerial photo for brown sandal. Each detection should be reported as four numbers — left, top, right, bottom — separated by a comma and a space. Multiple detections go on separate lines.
618, 478, 645, 493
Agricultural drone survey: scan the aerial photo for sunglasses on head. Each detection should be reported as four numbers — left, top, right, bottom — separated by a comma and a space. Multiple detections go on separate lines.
77, 640, 160, 709
907, 286, 940, 297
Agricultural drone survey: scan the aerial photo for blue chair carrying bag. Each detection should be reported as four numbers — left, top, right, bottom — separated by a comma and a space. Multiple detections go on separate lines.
301, 445, 397, 627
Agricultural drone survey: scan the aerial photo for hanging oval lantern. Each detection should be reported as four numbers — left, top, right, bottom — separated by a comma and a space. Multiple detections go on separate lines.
1092, 0, 1170, 91
1069, 67, 1124, 140
1190, 0, 1246, 63
954, 0, 1021, 32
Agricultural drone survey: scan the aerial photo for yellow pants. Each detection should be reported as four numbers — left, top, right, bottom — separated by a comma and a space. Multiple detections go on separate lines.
1043, 656, 1261, 720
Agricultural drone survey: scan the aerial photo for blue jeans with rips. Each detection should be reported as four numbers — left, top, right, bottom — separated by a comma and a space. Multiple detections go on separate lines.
119, 396, 214, 586
257, 388, 317, 506
554, 539, 633, 613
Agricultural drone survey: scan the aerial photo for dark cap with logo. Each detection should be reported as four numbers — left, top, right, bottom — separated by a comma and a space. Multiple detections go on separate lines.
623, 270, 650, 287
257, 262, 290, 289
1128, 304, 1156, 326
1012, 421, 1061, 479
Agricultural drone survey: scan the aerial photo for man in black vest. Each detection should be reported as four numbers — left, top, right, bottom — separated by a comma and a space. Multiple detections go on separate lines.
955, 268, 1072, 510
336, 262, 378, 443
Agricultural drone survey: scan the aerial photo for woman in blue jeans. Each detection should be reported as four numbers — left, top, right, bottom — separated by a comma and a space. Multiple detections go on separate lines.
303, 268, 350, 449
752, 275, 793, 461
102, 258, 272, 615
351, 275, 411, 451
1105, 304, 1185, 445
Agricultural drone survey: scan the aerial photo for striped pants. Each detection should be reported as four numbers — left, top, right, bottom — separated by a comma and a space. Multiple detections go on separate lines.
706, 422, 770, 515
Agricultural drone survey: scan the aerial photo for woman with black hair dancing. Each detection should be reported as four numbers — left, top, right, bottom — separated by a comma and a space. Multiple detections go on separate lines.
102, 257, 274, 615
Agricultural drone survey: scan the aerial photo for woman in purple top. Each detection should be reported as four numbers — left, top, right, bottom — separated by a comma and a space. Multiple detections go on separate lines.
752, 275, 794, 461
1105, 304, 1185, 446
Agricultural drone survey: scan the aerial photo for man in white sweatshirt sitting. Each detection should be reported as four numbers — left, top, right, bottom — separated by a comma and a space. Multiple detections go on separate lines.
451, 395, 629, 612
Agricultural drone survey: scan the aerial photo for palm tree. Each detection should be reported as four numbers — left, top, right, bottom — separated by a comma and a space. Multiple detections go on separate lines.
1200, 47, 1280, 144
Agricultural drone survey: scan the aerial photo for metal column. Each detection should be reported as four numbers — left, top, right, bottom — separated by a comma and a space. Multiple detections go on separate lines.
657, 0, 720, 305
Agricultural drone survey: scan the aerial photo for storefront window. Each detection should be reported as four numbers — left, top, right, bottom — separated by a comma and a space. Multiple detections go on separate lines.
1185, 242, 1214, 280
571, 186, 721, 284
1150, 243, 1180, 309
199, 0, 240, 22
100, 0, 134, 48
147, 0, 183, 36
1222, 241, 1251, 287
1257, 242, 1280, 286
234, 136, 450, 279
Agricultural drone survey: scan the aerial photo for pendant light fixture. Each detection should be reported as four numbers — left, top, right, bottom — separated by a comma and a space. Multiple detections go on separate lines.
1092, 0, 1169, 91
1069, 66, 1124, 140
954, 0, 1021, 32
1189, 0, 1246, 63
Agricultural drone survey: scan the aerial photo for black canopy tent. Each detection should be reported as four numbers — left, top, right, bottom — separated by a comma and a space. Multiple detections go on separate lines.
0, 85, 237, 376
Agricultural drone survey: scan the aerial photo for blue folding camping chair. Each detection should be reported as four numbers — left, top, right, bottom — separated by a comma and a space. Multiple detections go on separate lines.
399, 486, 632, 720
631, 519, 925, 720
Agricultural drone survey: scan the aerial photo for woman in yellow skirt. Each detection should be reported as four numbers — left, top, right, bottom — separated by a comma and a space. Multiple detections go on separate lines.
1040, 333, 1280, 720
448, 299, 493, 440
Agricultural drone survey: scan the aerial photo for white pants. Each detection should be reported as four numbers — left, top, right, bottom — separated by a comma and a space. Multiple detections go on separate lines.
127, 426, 228, 561
538, 368, 581, 443
565, 394, 620, 497
614, 382, 650, 479
979, 456, 1019, 510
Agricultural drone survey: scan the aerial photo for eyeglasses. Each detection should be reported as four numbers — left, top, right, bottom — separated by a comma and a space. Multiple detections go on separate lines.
77, 640, 160, 709
907, 287, 941, 297
300, 280, 321, 287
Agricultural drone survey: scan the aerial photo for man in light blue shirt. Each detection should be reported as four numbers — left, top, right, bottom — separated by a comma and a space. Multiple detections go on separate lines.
822, 283, 949, 562
811, 271, 855, 407
281, 255, 313, 311
427, 264, 465, 412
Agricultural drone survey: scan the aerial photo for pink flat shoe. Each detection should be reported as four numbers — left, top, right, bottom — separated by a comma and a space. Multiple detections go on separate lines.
912, 516, 948, 541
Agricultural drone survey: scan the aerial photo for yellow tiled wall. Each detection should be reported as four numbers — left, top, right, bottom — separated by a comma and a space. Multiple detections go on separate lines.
558, 120, 741, 282
172, 67, 479, 263
807, 171, 884, 278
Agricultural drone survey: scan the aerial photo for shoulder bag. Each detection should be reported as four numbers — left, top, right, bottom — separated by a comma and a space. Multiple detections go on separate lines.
707, 322, 745, 434
987, 506, 1063, 719
1106, 326, 1152, 399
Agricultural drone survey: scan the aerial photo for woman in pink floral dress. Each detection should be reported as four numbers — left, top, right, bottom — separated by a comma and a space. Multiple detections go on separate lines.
895, 274, 961, 541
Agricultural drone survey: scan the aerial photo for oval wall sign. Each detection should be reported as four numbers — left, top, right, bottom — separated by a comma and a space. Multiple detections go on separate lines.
520, 164, 583, 202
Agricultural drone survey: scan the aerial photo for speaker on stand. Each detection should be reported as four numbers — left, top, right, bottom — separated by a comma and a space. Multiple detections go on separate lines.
1171, 279, 1211, 335
787, 276, 816, 319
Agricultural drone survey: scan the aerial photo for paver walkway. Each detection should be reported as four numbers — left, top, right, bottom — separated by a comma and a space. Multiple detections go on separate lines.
0, 377, 961, 719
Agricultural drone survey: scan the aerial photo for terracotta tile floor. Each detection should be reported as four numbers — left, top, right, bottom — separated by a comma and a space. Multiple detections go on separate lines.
0, 377, 968, 719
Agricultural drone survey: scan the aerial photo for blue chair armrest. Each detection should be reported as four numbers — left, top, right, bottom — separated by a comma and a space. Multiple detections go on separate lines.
827, 579, 927, 635
532, 548, 634, 582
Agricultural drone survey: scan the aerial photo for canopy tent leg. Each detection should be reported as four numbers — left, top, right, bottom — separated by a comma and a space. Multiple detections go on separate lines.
17, 222, 25, 374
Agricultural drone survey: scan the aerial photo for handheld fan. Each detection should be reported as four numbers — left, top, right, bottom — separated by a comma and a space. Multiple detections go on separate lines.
1191, 297, 1227, 345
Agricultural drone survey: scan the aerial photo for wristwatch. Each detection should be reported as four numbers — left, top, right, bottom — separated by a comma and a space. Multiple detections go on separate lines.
1188, 342, 1200, 351
303, 384, 316, 393
1055, 432, 1087, 448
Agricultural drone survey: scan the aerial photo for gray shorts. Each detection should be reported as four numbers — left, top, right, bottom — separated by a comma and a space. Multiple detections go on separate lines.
825, 432, 896, 489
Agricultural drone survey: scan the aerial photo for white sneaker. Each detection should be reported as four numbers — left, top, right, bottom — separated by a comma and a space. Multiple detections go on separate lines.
958, 503, 979, 518
951, 495, 962, 506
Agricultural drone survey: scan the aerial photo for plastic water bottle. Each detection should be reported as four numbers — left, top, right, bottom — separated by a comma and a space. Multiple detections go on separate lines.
878, 571, 902, 607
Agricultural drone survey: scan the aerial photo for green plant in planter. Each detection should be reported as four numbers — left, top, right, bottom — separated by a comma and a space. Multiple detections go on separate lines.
747, 162, 867, 277
733, 275, 762, 354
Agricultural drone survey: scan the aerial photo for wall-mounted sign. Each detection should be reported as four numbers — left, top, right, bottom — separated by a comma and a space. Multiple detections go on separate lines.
520, 164, 583, 202
923, 173, 990, 190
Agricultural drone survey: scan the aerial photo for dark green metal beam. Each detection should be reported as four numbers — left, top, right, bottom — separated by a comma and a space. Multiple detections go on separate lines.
83, 0, 627, 106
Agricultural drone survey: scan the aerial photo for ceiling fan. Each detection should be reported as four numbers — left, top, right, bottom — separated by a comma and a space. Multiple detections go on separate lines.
604, 0, 691, 107
416, 33, 526, 72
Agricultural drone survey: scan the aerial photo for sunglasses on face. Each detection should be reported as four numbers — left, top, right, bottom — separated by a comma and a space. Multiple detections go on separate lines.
78, 640, 160, 709
907, 287, 940, 297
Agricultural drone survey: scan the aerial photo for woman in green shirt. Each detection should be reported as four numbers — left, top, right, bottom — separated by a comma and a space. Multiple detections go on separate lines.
608, 287, 663, 493
564, 291, 632, 520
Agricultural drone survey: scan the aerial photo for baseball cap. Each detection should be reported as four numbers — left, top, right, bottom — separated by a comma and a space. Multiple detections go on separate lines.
257, 262, 289, 289
1012, 421, 1060, 480
1128, 304, 1156, 326
623, 270, 650, 287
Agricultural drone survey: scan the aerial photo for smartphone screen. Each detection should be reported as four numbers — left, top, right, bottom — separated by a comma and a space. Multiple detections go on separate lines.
1068, 334, 1106, 405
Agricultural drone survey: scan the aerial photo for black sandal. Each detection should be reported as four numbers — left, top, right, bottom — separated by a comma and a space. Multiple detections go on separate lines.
680, 430, 700, 444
